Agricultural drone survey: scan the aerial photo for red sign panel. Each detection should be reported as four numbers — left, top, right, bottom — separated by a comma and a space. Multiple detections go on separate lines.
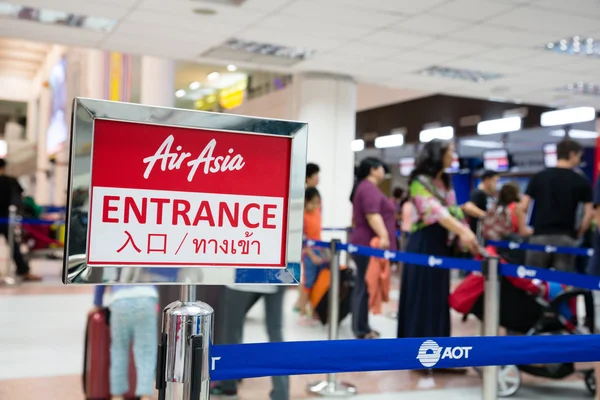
87, 119, 291, 268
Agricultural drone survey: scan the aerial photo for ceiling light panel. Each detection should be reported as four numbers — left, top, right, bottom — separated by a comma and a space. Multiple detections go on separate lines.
477, 116, 522, 135
224, 38, 315, 60
418, 66, 503, 83
375, 134, 404, 149
0, 1, 117, 32
541, 106, 596, 126
545, 36, 599, 58
351, 139, 364, 152
419, 126, 454, 143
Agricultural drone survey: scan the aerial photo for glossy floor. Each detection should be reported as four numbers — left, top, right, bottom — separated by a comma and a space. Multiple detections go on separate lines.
0, 259, 592, 399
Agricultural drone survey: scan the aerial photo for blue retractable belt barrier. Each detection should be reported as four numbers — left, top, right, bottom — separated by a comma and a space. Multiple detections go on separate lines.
210, 334, 600, 381
0, 218, 64, 225
305, 240, 482, 273
487, 240, 593, 257
501, 262, 600, 290
305, 239, 600, 290
41, 206, 66, 213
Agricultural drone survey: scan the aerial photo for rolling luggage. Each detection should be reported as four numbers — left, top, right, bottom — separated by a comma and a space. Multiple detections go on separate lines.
83, 308, 138, 400
310, 266, 355, 325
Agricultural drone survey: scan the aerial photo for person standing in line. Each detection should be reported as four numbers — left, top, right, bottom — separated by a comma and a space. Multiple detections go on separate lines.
0, 159, 41, 281
349, 157, 396, 339
295, 163, 321, 313
520, 139, 593, 272
211, 285, 288, 400
397, 141, 478, 345
92, 281, 158, 400
586, 176, 600, 400
305, 163, 320, 188
462, 170, 499, 240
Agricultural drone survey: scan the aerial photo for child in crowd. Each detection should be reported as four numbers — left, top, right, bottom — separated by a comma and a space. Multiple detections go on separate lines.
297, 187, 329, 324
92, 271, 157, 400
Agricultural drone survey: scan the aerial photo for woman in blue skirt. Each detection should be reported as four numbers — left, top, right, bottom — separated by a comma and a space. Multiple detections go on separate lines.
397, 140, 478, 342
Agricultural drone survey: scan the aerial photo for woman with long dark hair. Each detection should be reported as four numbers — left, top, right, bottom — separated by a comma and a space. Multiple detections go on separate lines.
350, 157, 396, 339
397, 140, 478, 341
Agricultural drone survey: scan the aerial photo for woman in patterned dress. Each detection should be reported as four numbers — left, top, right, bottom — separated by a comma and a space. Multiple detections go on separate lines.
397, 140, 479, 341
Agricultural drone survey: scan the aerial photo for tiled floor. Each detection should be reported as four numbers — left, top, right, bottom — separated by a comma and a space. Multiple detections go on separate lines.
0, 260, 594, 399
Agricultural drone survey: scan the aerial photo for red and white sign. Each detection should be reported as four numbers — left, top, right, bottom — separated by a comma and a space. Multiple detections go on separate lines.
87, 119, 291, 268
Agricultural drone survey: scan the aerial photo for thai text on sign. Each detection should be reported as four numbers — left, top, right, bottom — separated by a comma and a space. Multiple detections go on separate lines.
87, 119, 291, 267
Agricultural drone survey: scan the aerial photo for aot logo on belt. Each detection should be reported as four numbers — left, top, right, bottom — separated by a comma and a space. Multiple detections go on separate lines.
517, 265, 536, 279
416, 340, 472, 368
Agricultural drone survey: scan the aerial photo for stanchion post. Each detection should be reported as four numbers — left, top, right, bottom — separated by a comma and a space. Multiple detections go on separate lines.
157, 284, 213, 400
308, 239, 357, 397
482, 256, 500, 400
1, 205, 18, 286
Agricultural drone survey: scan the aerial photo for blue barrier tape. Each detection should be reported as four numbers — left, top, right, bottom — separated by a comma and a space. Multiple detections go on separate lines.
41, 206, 66, 213
0, 218, 64, 225
485, 240, 592, 257
306, 239, 600, 290
501, 263, 600, 291
305, 240, 482, 273
210, 334, 600, 381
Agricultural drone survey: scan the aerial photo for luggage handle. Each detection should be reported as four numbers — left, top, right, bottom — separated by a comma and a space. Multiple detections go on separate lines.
189, 335, 204, 400
156, 332, 168, 400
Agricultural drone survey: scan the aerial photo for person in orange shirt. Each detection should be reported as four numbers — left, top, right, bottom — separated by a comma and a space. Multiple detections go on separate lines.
298, 187, 328, 324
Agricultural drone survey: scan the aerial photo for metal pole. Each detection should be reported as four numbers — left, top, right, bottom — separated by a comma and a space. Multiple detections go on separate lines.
1, 205, 18, 286
307, 239, 357, 396
482, 256, 500, 400
157, 284, 213, 400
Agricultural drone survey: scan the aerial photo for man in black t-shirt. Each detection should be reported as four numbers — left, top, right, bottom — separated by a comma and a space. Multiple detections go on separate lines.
463, 170, 499, 238
0, 159, 40, 281
521, 139, 593, 272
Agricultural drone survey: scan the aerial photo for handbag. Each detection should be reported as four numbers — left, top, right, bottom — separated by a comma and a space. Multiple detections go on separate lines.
415, 176, 468, 257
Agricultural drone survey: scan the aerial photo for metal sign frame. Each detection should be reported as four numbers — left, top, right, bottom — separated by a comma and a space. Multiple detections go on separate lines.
63, 98, 307, 286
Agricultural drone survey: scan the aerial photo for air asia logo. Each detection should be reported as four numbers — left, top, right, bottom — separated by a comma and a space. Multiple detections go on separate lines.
416, 340, 472, 368
143, 135, 245, 182
305, 240, 315, 247
517, 265, 536, 279
347, 245, 358, 253
544, 245, 557, 253
428, 256, 442, 267
383, 250, 396, 260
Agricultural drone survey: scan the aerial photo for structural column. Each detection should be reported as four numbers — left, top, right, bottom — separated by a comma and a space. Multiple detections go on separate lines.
292, 72, 357, 232
140, 56, 175, 107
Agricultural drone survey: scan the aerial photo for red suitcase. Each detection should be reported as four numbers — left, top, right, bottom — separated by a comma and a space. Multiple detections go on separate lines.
83, 308, 138, 400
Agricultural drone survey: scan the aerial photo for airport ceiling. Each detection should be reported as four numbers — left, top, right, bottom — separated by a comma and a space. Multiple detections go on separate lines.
0, 0, 600, 109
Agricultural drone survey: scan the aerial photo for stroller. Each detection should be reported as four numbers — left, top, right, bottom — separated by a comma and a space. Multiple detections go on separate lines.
450, 247, 596, 397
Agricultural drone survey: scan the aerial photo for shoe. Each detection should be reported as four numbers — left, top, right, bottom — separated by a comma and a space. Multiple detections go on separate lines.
21, 273, 42, 282
210, 385, 238, 398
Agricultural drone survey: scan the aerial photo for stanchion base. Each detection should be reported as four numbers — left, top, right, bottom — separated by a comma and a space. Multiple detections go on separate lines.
307, 380, 357, 397
0, 276, 18, 286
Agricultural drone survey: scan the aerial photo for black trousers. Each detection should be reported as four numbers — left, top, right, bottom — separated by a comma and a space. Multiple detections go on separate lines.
0, 224, 29, 276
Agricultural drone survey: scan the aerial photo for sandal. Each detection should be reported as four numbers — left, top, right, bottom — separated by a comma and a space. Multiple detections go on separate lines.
357, 331, 380, 339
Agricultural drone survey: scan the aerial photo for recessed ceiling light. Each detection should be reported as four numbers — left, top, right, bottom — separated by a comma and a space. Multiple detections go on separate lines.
418, 66, 503, 83
558, 82, 600, 96
189, 81, 201, 90
175, 90, 186, 98
227, 64, 238, 72
207, 72, 220, 81
192, 7, 217, 15
544, 35, 599, 58
224, 38, 316, 60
